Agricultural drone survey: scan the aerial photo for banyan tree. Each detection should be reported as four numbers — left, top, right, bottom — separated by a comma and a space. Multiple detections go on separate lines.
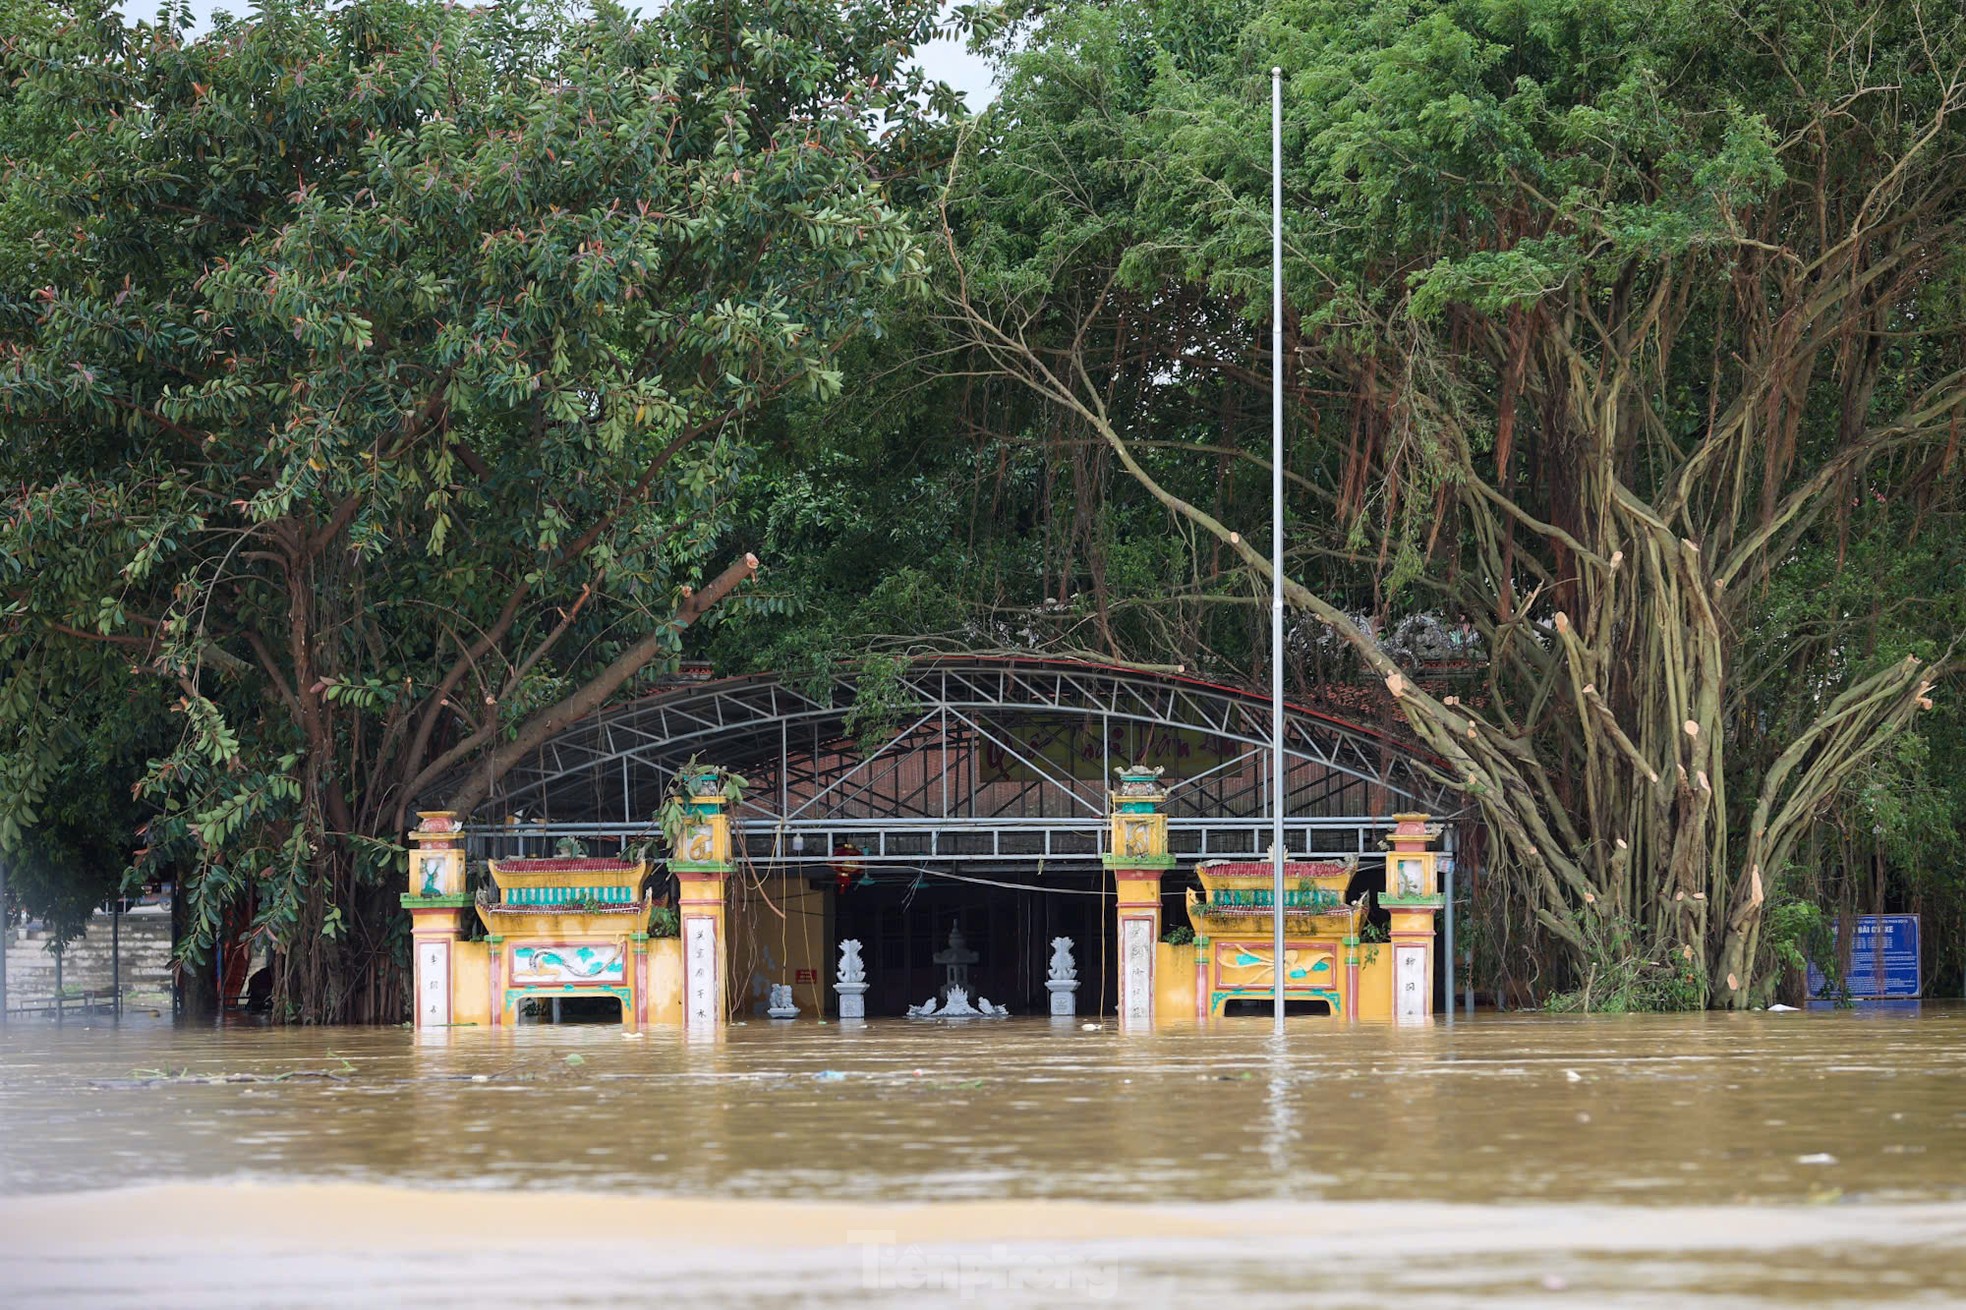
940, 0, 1960, 1005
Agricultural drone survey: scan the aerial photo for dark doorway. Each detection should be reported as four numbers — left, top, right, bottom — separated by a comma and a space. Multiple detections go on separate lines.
831, 869, 1115, 1016
1220, 997, 1334, 1018
519, 994, 622, 1023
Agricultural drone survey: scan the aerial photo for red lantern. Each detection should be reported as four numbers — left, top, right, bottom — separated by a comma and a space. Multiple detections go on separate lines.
831, 842, 864, 895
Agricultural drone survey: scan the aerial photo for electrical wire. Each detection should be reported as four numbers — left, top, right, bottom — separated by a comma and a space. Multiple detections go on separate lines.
908, 867, 1114, 897
810, 862, 1115, 898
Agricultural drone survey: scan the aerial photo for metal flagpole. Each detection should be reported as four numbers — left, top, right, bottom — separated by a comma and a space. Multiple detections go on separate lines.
1442, 855, 1454, 1026
0, 855, 9, 1024
1271, 67, 1288, 1033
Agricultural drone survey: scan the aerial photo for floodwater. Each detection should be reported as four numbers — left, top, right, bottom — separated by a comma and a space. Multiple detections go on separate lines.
2, 1010, 1964, 1306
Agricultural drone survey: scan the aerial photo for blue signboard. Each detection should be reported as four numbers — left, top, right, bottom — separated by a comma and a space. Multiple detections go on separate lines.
1807, 914, 1920, 999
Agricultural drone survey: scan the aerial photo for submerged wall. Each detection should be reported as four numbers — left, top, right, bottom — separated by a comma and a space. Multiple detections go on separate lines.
727, 873, 831, 1018
4, 907, 175, 1015
1355, 949, 1392, 1023
649, 937, 683, 1024
1155, 941, 1196, 1020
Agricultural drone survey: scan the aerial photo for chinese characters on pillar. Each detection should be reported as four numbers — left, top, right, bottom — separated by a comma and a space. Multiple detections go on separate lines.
1395, 945, 1427, 1021
685, 917, 718, 1028
416, 940, 450, 1027
1122, 918, 1154, 1024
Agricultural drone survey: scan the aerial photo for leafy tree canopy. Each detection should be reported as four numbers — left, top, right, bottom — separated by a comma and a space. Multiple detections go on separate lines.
0, 0, 949, 1016
928, 0, 1963, 1005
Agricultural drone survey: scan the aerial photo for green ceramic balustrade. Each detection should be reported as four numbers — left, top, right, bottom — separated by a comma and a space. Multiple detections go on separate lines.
1204, 887, 1340, 910
502, 885, 636, 906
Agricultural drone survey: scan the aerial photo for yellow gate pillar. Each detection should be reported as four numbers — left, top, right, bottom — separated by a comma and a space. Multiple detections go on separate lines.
1381, 813, 1445, 1021
671, 767, 735, 1030
1105, 766, 1174, 1026
404, 811, 469, 1029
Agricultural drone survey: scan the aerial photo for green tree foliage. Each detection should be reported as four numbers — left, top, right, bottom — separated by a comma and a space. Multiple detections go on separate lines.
1745, 512, 1966, 996
0, 0, 942, 1018
0, 645, 176, 948
932, 0, 1962, 1005
704, 330, 1221, 675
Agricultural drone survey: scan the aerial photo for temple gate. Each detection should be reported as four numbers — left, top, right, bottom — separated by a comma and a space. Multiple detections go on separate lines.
407, 658, 1463, 1028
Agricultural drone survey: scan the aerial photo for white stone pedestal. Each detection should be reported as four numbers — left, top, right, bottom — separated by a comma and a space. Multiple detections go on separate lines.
835, 980, 868, 1020
1046, 978, 1079, 1017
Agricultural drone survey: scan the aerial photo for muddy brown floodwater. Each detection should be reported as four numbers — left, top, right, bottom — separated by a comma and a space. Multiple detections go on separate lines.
2, 1010, 1964, 1307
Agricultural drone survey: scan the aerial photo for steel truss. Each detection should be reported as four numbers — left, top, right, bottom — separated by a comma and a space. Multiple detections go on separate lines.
453, 657, 1462, 868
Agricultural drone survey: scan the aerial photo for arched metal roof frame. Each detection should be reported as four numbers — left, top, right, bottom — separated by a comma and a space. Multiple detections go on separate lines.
457, 657, 1464, 868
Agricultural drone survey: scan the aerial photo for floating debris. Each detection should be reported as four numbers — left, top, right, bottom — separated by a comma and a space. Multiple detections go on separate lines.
90, 1067, 352, 1090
